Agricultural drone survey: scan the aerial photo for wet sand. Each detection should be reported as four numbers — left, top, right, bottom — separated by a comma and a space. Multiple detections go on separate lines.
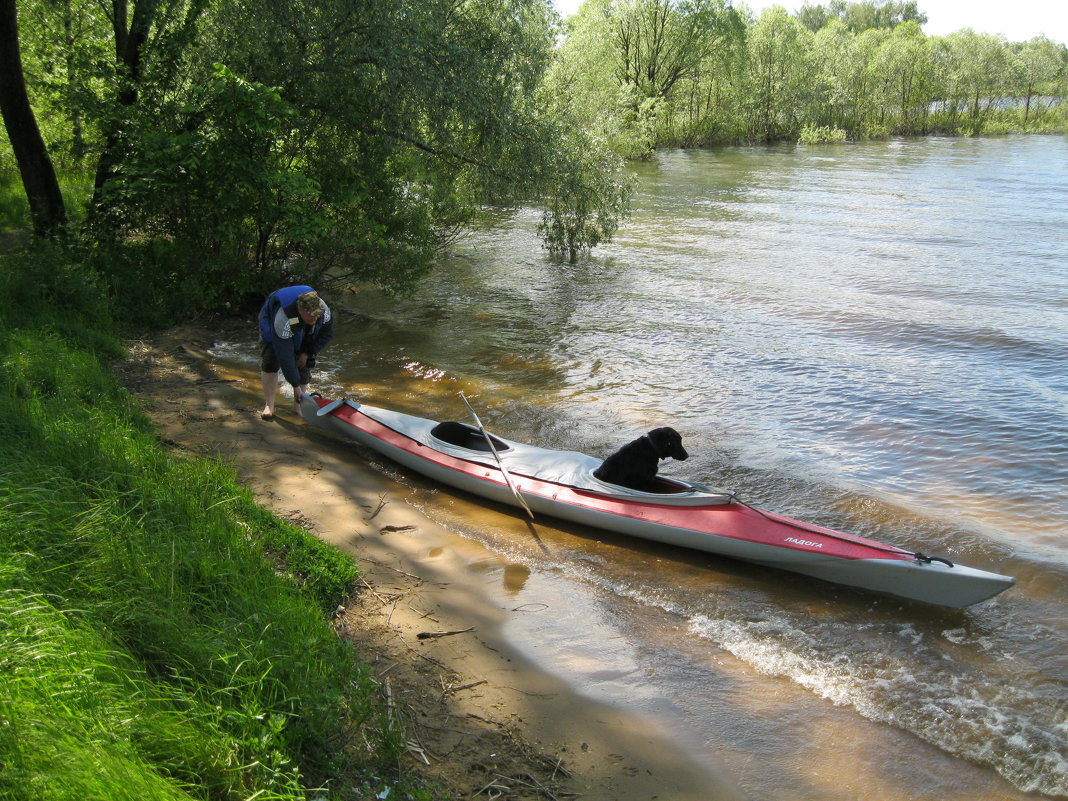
115, 322, 745, 801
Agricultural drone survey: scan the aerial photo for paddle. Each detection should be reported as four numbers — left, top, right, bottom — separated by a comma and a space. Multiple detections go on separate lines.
458, 392, 535, 521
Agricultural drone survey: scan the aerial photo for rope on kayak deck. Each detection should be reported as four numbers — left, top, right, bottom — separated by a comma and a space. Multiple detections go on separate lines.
913, 552, 955, 567
723, 490, 955, 567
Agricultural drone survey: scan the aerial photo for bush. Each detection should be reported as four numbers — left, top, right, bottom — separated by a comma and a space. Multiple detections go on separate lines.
0, 240, 121, 356
798, 125, 848, 144
0, 249, 416, 799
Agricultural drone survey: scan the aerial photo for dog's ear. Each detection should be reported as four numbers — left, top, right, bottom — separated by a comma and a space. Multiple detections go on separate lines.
671, 432, 689, 461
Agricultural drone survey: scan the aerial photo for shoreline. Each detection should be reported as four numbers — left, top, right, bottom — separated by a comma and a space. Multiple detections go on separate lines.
116, 321, 745, 800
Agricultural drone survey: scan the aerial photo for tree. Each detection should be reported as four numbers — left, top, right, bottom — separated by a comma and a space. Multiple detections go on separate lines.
548, 0, 621, 130
868, 20, 931, 133
552, 0, 742, 153
0, 0, 66, 235
16, 0, 113, 162
90, 0, 210, 201
936, 30, 1013, 134
666, 11, 747, 145
550, 0, 660, 155
797, 3, 831, 33
810, 19, 857, 130
539, 124, 632, 262
1014, 36, 1064, 123
743, 7, 814, 141
612, 0, 737, 102
7, 0, 631, 307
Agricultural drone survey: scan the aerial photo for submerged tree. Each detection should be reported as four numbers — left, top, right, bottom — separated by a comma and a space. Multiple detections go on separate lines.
743, 7, 814, 141
1014, 36, 1065, 123
868, 20, 931, 133
933, 29, 1015, 134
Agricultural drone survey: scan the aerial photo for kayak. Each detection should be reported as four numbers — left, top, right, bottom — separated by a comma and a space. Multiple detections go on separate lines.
299, 395, 1015, 608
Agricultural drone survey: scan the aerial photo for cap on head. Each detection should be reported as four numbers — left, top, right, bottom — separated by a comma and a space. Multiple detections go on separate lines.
297, 291, 324, 318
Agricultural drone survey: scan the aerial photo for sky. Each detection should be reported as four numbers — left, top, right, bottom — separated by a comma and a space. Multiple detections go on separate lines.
552, 0, 1068, 45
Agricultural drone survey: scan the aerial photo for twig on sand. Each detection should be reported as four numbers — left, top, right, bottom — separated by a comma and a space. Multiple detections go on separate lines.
417, 627, 475, 640
407, 738, 431, 765
444, 679, 487, 695
360, 577, 392, 606
369, 491, 389, 520
549, 755, 572, 780
474, 778, 511, 798
475, 770, 575, 801
360, 557, 422, 581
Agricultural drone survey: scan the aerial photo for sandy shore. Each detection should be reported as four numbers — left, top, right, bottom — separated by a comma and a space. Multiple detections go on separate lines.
115, 321, 745, 801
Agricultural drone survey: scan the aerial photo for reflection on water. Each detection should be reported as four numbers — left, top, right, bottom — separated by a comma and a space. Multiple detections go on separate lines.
503, 562, 530, 595
215, 136, 1068, 800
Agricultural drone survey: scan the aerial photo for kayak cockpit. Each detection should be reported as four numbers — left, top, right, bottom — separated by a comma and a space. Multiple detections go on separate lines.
642, 476, 702, 495
430, 420, 716, 499
430, 421, 512, 453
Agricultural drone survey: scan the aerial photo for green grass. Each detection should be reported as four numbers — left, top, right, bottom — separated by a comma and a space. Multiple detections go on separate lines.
0, 163, 98, 231
0, 167, 31, 230
0, 245, 431, 799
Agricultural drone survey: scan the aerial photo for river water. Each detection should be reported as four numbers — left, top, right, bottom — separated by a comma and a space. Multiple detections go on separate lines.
220, 136, 1068, 799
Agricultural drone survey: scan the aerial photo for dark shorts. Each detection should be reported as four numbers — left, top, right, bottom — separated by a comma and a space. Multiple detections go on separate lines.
260, 342, 312, 385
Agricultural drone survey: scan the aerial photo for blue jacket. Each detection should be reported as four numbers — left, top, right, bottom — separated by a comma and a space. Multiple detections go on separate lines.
258, 285, 335, 387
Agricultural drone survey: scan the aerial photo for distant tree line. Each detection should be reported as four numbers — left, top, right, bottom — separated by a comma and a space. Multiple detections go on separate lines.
550, 0, 1068, 155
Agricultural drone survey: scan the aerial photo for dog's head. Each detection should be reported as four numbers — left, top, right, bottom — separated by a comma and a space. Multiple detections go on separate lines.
647, 427, 688, 461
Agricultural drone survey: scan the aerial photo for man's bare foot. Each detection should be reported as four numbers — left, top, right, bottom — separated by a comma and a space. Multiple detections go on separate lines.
260, 406, 275, 421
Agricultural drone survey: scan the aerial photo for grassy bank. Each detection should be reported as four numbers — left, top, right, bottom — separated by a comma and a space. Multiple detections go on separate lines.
0, 244, 429, 800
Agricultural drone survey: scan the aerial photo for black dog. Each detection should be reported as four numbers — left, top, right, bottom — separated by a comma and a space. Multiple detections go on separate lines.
593, 427, 688, 491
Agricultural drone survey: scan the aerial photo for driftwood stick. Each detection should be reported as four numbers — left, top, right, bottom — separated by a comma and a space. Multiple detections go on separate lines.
446, 679, 487, 694
417, 626, 475, 640
370, 561, 422, 581
380, 524, 418, 533
369, 491, 389, 519
360, 577, 391, 606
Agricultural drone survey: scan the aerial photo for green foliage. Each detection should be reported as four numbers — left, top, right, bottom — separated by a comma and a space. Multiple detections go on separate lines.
14, 0, 113, 165
798, 124, 848, 143
0, 165, 32, 230
609, 85, 665, 159
744, 8, 815, 141
0, 250, 419, 799
553, 0, 745, 152
539, 128, 633, 263
8, 0, 633, 304
90, 64, 328, 307
8, 0, 1065, 303
0, 239, 120, 356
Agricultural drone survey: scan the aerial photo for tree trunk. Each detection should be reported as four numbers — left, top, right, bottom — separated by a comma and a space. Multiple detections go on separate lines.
93, 0, 154, 201
64, 2, 85, 159
0, 0, 67, 235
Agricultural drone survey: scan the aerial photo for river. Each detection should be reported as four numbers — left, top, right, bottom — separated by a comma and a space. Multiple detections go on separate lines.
218, 135, 1068, 800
